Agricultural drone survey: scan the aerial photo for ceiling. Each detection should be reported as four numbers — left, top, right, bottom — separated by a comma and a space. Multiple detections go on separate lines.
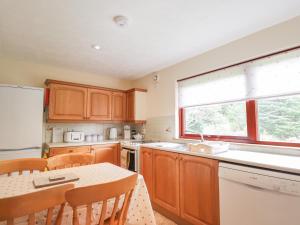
0, 1, 300, 80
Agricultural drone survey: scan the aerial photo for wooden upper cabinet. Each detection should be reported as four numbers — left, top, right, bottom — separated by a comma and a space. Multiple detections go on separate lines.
126, 89, 147, 122
48, 83, 87, 120
126, 91, 135, 121
179, 155, 219, 225
87, 88, 112, 121
152, 150, 180, 216
140, 147, 153, 199
112, 92, 126, 121
46, 80, 146, 122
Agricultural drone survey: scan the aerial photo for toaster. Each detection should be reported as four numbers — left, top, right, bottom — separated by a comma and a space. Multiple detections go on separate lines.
64, 131, 85, 143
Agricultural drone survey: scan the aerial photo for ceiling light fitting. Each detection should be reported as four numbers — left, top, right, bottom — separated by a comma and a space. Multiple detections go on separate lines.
92, 44, 101, 50
113, 15, 128, 27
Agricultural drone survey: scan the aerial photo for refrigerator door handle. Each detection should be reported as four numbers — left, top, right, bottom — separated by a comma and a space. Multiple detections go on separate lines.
0, 146, 41, 151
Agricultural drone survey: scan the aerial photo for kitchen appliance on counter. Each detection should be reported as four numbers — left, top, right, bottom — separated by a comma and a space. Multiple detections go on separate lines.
124, 125, 131, 140
0, 85, 44, 160
131, 129, 137, 139
64, 131, 85, 143
219, 162, 300, 225
109, 128, 118, 140
52, 127, 63, 143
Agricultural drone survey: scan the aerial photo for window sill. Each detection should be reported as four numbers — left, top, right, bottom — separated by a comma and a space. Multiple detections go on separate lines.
174, 136, 300, 153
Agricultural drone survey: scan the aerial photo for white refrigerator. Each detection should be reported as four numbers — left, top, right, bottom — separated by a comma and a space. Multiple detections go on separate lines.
0, 85, 44, 160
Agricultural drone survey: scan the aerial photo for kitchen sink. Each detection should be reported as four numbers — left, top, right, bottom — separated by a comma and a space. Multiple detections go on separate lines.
146, 141, 229, 155
146, 142, 188, 151
188, 142, 229, 154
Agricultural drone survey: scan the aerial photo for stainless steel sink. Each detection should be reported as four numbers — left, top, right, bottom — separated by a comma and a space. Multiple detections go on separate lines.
147, 142, 188, 151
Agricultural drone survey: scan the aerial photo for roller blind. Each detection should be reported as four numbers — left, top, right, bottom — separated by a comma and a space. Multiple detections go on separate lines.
178, 48, 300, 108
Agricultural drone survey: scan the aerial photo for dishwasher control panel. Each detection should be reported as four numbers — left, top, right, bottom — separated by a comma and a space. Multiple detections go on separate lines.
219, 163, 300, 196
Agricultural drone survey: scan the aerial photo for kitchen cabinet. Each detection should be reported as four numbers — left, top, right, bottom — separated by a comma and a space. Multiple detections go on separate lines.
46, 80, 147, 123
140, 147, 220, 225
126, 89, 147, 123
152, 150, 180, 216
48, 83, 87, 120
48, 145, 91, 157
179, 154, 219, 225
87, 88, 112, 120
91, 144, 120, 166
112, 92, 126, 121
140, 148, 153, 199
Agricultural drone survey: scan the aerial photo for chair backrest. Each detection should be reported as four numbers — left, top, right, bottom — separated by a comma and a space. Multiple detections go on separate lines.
65, 174, 138, 225
0, 183, 74, 225
0, 158, 47, 176
47, 153, 94, 170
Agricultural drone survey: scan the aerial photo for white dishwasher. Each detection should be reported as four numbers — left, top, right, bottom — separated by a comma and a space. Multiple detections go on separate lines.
219, 162, 300, 225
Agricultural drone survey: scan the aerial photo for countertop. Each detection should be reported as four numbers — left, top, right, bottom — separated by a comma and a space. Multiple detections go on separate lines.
46, 140, 123, 148
141, 143, 300, 175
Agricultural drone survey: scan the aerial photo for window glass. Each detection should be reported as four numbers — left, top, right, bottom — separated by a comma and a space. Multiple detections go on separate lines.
184, 102, 247, 136
258, 95, 300, 142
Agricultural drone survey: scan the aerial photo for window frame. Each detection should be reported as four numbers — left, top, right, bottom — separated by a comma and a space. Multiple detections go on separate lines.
179, 100, 300, 147
178, 45, 300, 148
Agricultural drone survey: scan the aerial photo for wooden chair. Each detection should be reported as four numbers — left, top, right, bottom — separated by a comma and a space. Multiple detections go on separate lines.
47, 153, 94, 170
0, 158, 47, 176
0, 183, 74, 225
65, 174, 138, 225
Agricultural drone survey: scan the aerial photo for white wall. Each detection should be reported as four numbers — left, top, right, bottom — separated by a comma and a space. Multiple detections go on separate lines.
0, 56, 132, 90
133, 16, 300, 140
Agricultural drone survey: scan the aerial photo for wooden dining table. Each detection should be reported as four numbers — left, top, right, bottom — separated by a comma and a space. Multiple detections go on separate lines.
0, 163, 156, 225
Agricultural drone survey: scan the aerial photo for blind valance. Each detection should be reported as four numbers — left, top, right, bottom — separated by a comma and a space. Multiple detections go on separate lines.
178, 48, 300, 108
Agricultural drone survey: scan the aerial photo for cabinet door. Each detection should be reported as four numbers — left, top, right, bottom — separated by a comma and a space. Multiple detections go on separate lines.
49, 146, 91, 157
48, 84, 87, 120
179, 155, 219, 225
87, 89, 112, 120
126, 91, 135, 121
112, 92, 126, 121
152, 150, 180, 215
92, 144, 119, 165
140, 147, 153, 199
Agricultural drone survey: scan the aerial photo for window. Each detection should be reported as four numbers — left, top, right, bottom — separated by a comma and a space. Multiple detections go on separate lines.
184, 102, 247, 136
178, 47, 300, 147
258, 95, 300, 143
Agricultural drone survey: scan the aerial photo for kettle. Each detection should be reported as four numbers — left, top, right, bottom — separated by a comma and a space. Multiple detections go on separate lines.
109, 128, 118, 140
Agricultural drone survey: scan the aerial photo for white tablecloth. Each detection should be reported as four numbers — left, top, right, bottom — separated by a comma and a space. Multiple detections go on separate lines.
0, 163, 156, 225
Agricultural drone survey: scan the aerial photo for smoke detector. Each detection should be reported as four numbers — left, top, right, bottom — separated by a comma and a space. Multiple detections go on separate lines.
113, 15, 128, 27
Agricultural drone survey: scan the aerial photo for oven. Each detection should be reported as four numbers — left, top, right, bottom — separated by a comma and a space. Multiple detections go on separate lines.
121, 146, 139, 172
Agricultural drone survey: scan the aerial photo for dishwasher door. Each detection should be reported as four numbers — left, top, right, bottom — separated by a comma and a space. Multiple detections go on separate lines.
219, 163, 300, 225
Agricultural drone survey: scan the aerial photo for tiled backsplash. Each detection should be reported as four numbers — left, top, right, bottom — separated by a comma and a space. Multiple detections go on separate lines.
144, 115, 175, 141
44, 122, 143, 143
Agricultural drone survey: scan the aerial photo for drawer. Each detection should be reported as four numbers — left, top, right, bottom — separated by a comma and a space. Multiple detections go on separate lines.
49, 146, 91, 157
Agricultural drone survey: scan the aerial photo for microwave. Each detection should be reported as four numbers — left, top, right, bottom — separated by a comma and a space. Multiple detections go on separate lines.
64, 131, 85, 143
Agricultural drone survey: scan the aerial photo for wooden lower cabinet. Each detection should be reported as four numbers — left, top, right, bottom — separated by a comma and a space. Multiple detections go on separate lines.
140, 147, 220, 225
179, 155, 219, 225
140, 148, 153, 199
91, 144, 120, 166
48, 146, 91, 157
152, 150, 180, 216
48, 144, 120, 166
